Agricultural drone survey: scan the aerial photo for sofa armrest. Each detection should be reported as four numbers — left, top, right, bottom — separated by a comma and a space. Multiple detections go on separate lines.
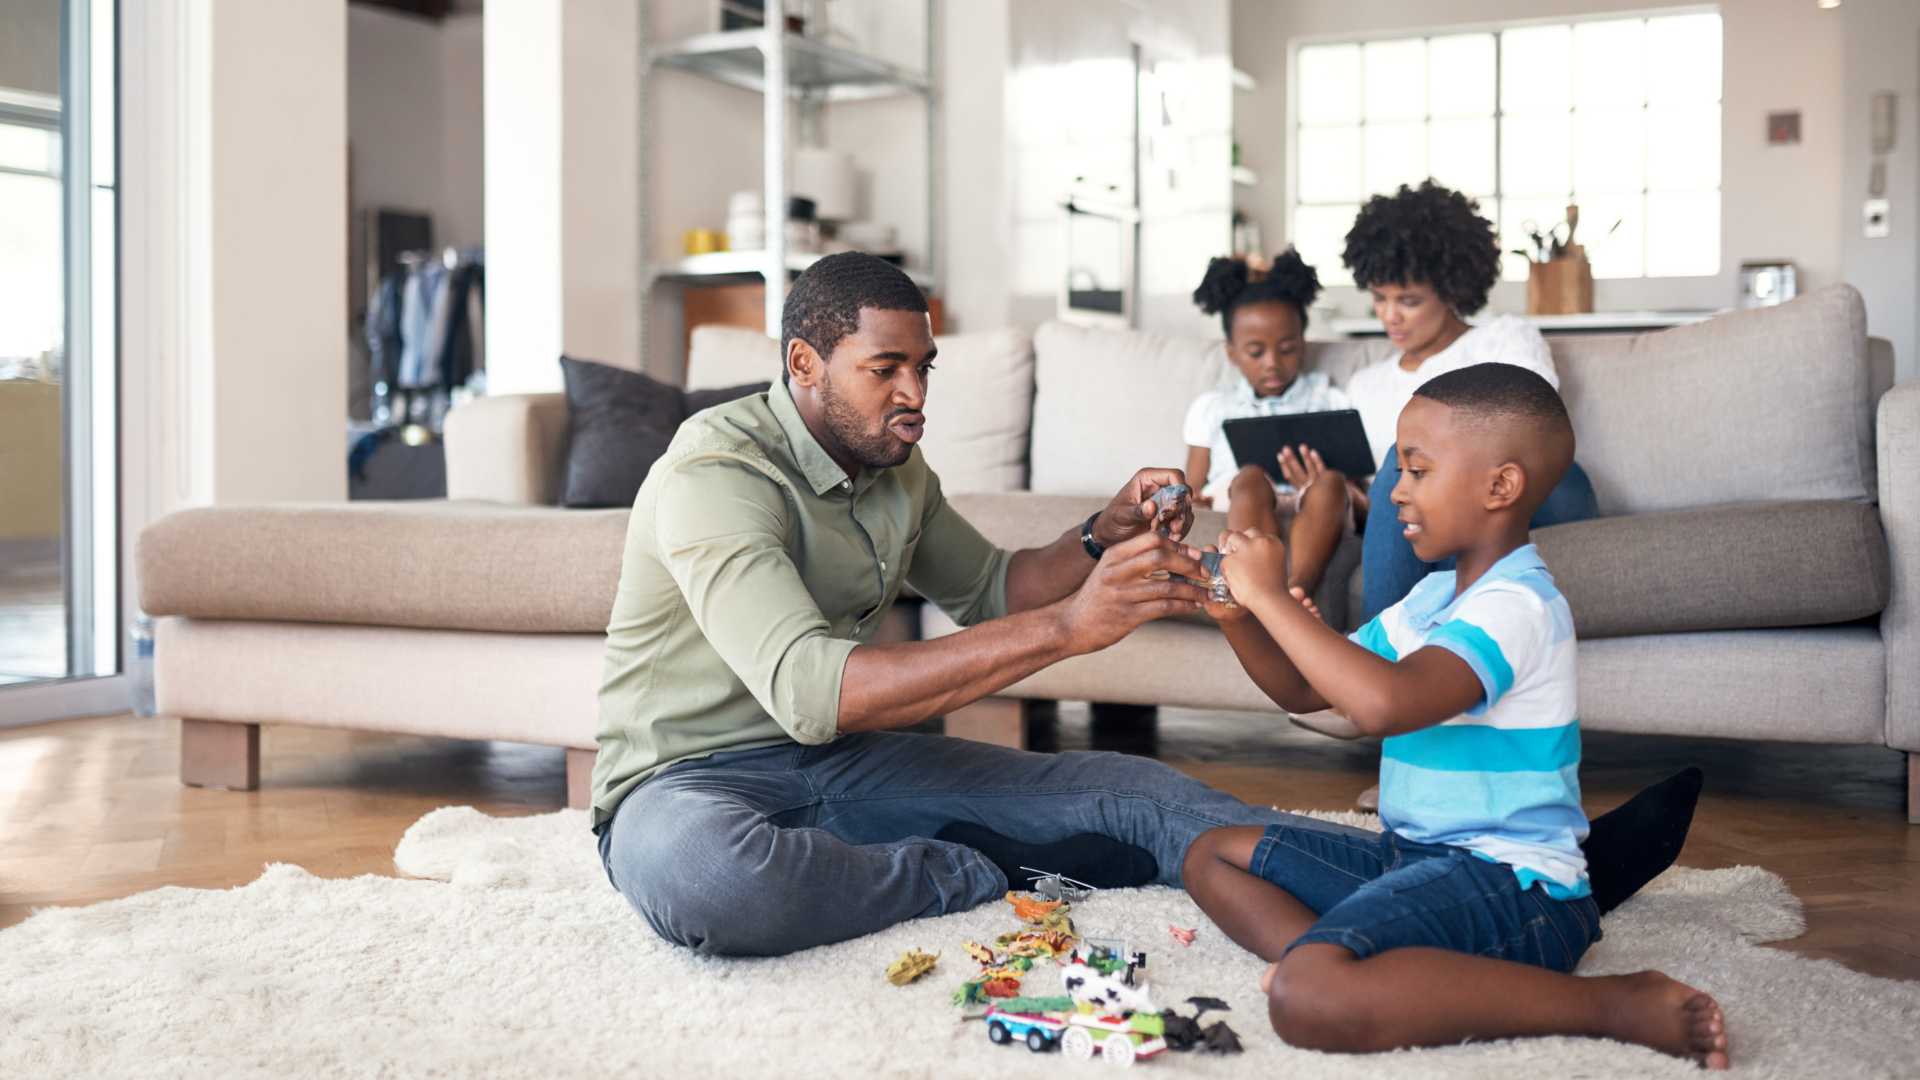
1880, 379, 1920, 751
443, 393, 568, 505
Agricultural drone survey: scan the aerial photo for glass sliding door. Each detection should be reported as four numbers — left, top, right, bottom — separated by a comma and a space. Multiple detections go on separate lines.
0, 0, 117, 708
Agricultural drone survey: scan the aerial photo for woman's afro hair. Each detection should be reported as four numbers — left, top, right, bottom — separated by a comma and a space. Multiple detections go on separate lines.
1340, 180, 1501, 316
1191, 247, 1322, 337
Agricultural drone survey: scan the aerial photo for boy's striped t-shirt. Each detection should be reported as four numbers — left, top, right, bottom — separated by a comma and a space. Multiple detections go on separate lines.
1349, 543, 1590, 898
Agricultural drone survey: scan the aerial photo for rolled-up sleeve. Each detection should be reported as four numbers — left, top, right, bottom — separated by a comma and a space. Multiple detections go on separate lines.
652, 453, 855, 744
904, 469, 1013, 628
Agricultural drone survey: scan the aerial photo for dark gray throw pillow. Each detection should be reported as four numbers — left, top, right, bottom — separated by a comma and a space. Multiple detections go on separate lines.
559, 356, 684, 508
558, 355, 770, 508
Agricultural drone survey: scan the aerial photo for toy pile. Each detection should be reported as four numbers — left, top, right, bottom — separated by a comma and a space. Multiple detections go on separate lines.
896, 867, 1243, 1068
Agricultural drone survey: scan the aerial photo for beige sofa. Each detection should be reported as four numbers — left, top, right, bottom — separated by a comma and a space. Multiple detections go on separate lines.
139, 284, 1920, 819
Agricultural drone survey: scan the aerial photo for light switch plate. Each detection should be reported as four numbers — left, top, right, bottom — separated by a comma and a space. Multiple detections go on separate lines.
1865, 198, 1892, 239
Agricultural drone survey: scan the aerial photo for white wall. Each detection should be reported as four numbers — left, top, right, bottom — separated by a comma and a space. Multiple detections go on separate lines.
1231, 0, 1847, 320
347, 7, 485, 249
205, 0, 348, 503
485, 0, 642, 393
1840, 0, 1920, 383
0, 0, 60, 95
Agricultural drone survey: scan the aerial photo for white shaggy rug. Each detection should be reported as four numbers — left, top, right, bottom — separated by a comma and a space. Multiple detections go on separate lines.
4, 807, 1919, 1079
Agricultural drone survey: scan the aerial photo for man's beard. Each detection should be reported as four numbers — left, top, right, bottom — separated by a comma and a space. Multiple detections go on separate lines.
819, 371, 915, 470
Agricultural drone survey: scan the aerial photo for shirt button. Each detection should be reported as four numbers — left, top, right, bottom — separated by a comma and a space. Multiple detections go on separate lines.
880, 560, 888, 571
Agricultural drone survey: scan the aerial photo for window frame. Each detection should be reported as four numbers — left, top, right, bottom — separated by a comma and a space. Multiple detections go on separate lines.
1285, 5, 1724, 287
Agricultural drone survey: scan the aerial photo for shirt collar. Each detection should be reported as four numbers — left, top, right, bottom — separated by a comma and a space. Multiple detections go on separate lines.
1401, 543, 1546, 630
767, 376, 861, 497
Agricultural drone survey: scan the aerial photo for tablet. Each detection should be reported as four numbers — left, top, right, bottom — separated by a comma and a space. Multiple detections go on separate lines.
1223, 409, 1379, 484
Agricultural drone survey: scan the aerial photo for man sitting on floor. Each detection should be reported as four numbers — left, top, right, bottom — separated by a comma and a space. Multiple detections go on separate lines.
591, 252, 1698, 957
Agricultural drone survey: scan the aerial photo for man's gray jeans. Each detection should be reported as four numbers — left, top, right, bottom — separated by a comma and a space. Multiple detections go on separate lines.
597, 729, 1311, 956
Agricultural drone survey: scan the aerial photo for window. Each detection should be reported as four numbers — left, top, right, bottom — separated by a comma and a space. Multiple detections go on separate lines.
1290, 11, 1722, 286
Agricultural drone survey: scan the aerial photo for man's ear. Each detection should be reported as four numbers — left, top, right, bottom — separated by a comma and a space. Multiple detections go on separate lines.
786, 338, 825, 388
1486, 461, 1527, 511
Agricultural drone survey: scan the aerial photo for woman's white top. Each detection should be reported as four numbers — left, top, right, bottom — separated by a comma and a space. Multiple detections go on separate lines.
1345, 314, 1557, 468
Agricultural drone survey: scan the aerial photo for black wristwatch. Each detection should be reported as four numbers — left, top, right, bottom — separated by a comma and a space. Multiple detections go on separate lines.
1081, 511, 1106, 561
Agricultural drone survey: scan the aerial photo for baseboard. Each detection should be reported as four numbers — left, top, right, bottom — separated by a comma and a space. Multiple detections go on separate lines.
0, 675, 130, 729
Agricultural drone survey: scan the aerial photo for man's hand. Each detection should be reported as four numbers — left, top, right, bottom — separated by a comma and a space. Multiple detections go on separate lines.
1057, 532, 1209, 654
1218, 528, 1290, 608
1093, 468, 1194, 547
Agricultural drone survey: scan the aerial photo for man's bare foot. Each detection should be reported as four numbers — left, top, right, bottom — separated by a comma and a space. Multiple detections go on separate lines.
1605, 970, 1730, 1069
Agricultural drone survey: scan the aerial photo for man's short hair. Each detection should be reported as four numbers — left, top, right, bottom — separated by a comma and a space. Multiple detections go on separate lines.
780, 252, 928, 377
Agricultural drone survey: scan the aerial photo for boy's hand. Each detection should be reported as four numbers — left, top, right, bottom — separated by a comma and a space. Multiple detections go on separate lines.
1217, 528, 1290, 605
1198, 543, 1248, 624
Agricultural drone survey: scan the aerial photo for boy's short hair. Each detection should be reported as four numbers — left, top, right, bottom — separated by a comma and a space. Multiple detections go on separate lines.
780, 252, 928, 383
1414, 363, 1576, 493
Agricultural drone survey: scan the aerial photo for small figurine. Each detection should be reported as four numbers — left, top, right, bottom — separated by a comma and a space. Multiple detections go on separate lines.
1006, 891, 1066, 924
1150, 484, 1190, 537
1160, 996, 1242, 1054
1021, 866, 1097, 902
885, 948, 940, 986
1166, 924, 1197, 947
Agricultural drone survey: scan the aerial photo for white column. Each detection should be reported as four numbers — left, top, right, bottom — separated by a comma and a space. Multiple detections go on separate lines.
121, 0, 347, 520
484, 0, 642, 393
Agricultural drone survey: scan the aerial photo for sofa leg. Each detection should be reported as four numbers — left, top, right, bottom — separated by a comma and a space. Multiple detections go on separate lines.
566, 748, 595, 811
945, 698, 1033, 750
1909, 752, 1918, 826
180, 718, 260, 791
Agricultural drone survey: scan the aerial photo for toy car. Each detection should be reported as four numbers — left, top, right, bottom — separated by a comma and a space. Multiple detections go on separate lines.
1058, 1011, 1169, 1067
984, 1004, 1069, 1053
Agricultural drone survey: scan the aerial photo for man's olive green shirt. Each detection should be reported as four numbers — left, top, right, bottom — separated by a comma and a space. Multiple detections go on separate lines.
590, 378, 1014, 827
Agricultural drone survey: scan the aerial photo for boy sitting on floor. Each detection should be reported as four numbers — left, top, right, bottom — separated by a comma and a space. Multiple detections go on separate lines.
1183, 363, 1730, 1069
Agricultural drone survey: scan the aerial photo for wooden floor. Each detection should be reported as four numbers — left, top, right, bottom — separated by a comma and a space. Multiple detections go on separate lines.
2, 708, 1917, 982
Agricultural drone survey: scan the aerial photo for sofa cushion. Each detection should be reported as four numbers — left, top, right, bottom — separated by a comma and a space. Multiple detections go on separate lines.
1027, 322, 1393, 497
686, 324, 1035, 494
139, 503, 628, 633
917, 327, 1034, 493
1535, 499, 1889, 638
559, 357, 684, 508
1553, 285, 1875, 515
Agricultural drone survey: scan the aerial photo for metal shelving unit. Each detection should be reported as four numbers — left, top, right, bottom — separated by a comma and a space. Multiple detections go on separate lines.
645, 0, 937, 334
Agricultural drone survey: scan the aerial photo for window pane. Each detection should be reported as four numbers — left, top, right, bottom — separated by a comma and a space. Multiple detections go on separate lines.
1298, 125, 1362, 203
1647, 14, 1722, 105
1646, 105, 1721, 189
1364, 39, 1426, 122
1571, 194, 1643, 279
1573, 19, 1644, 108
1365, 122, 1427, 196
1429, 117, 1495, 195
1501, 114, 1571, 196
1500, 196, 1570, 282
0, 124, 58, 175
1298, 44, 1362, 125
1500, 25, 1571, 114
1428, 33, 1494, 117
1292, 203, 1359, 287
1573, 108, 1644, 194
1646, 190, 1719, 277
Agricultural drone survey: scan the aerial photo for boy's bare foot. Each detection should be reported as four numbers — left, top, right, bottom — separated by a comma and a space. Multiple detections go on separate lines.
1605, 970, 1730, 1069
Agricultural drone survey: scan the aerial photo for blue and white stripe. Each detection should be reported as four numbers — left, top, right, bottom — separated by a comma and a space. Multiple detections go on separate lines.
1348, 544, 1590, 898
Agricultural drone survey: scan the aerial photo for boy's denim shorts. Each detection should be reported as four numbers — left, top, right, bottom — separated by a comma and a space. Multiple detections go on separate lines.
1248, 820, 1602, 973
